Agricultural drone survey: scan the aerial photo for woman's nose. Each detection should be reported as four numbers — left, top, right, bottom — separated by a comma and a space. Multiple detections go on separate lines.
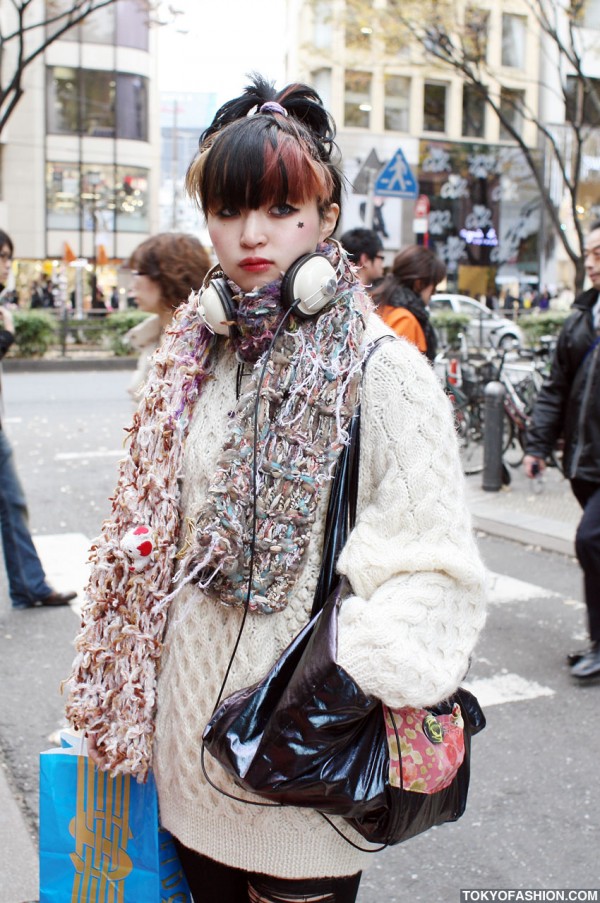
240, 212, 266, 247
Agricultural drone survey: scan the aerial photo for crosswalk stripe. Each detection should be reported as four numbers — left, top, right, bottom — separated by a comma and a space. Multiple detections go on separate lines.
486, 570, 558, 604
463, 673, 555, 707
29, 535, 559, 707
32, 533, 91, 614
55, 450, 124, 461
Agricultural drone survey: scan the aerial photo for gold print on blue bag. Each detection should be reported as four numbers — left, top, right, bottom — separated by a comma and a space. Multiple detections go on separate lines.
69, 756, 134, 902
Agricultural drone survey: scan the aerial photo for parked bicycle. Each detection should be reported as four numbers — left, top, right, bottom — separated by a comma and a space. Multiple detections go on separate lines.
436, 343, 546, 475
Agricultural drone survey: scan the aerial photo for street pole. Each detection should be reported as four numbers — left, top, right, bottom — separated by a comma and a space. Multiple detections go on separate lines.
364, 170, 375, 231
91, 196, 97, 304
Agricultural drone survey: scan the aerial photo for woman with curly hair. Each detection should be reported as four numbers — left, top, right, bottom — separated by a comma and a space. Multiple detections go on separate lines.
125, 232, 211, 399
66, 75, 486, 902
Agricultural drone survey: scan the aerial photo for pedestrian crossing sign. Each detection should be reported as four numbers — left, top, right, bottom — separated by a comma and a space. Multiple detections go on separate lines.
374, 147, 418, 198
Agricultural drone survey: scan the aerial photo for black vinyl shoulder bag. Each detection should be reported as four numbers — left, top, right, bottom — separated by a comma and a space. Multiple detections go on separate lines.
203, 338, 486, 848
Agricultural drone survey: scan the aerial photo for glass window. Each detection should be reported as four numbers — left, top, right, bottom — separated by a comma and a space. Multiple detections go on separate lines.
80, 4, 115, 43
458, 299, 490, 319
81, 70, 115, 137
81, 167, 114, 232
310, 68, 332, 111
47, 162, 149, 233
565, 75, 600, 127
45, 0, 148, 49
46, 162, 81, 229
499, 87, 525, 139
464, 8, 488, 61
46, 67, 148, 140
582, 0, 600, 27
313, 0, 333, 49
423, 82, 447, 132
462, 83, 486, 137
45, 0, 114, 43
46, 66, 79, 133
116, 0, 150, 51
384, 74, 410, 132
429, 297, 453, 312
501, 14, 527, 68
345, 0, 373, 50
115, 167, 150, 232
116, 74, 148, 141
344, 70, 372, 128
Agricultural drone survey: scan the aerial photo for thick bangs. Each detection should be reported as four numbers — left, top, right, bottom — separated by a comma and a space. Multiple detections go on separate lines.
198, 118, 334, 215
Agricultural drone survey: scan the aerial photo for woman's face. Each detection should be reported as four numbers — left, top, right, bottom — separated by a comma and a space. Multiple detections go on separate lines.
131, 272, 164, 315
207, 199, 339, 293
0, 243, 13, 287
420, 283, 435, 305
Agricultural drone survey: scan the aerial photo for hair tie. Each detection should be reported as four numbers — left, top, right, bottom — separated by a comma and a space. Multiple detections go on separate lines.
259, 101, 288, 117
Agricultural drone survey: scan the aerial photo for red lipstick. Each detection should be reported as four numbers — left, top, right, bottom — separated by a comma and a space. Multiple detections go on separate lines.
239, 257, 273, 273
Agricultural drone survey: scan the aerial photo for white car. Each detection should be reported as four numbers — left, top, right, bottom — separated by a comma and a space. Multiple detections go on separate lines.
430, 293, 524, 349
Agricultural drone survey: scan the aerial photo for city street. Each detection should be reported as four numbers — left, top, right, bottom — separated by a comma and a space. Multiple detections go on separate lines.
0, 369, 598, 901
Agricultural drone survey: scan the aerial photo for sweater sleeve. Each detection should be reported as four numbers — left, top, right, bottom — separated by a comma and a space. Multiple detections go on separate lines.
335, 337, 487, 709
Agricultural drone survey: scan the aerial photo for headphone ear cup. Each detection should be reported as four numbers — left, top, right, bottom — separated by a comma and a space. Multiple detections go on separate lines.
281, 254, 338, 318
198, 278, 237, 337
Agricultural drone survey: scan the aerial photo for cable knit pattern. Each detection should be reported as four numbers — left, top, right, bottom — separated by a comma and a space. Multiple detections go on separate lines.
153, 312, 487, 879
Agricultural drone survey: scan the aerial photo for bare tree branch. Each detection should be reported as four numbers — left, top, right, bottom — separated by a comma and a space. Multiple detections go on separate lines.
310, 0, 598, 289
0, 0, 175, 134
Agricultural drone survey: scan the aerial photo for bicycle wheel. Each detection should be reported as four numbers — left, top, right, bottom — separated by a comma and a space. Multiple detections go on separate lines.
457, 401, 485, 475
502, 414, 523, 467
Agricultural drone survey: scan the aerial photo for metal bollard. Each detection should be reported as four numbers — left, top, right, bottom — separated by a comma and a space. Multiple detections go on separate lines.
482, 380, 506, 491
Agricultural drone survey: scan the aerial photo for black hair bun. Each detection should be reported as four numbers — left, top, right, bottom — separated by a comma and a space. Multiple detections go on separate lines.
200, 73, 336, 161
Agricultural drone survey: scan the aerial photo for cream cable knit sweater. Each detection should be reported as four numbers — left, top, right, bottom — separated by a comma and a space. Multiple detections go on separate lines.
154, 312, 487, 879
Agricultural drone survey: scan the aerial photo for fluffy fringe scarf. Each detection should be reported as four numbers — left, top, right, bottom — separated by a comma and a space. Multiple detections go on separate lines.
65, 251, 370, 778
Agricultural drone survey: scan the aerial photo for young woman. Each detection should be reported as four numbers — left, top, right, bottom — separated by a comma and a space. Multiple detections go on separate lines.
125, 232, 211, 400
373, 244, 446, 360
66, 77, 486, 903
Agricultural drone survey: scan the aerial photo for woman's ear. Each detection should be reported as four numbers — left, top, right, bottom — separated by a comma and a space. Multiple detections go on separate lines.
319, 203, 340, 242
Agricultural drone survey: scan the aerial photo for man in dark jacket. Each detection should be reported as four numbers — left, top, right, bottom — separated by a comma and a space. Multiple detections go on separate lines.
525, 221, 600, 680
0, 229, 76, 610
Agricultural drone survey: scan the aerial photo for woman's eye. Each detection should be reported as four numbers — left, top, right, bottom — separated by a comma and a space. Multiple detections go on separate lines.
217, 207, 238, 218
271, 204, 298, 217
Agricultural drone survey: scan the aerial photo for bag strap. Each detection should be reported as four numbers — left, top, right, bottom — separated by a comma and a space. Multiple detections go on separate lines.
311, 334, 395, 619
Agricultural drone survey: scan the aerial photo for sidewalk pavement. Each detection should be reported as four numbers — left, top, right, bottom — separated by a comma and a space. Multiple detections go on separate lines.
466, 460, 579, 557
0, 358, 581, 902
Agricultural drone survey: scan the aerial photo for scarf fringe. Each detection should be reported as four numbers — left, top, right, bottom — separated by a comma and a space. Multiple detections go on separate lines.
65, 250, 370, 778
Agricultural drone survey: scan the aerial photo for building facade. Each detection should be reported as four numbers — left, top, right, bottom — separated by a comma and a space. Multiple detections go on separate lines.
286, 0, 600, 296
0, 0, 160, 302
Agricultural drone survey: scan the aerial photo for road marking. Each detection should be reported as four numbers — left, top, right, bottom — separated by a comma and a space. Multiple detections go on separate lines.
463, 672, 554, 707
55, 450, 124, 461
487, 570, 558, 604
27, 535, 559, 709
33, 533, 91, 612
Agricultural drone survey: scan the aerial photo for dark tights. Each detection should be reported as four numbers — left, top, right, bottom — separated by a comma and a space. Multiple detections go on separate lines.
175, 840, 362, 903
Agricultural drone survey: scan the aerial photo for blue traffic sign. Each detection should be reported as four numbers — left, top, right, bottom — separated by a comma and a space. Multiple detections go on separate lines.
374, 147, 418, 198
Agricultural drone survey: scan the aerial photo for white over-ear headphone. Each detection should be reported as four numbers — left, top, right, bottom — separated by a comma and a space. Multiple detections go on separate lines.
197, 248, 340, 338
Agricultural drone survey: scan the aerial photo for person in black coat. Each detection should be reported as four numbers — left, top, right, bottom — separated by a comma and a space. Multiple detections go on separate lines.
525, 221, 600, 681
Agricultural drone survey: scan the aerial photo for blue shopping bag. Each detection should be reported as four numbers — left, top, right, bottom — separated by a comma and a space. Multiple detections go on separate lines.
39, 745, 191, 903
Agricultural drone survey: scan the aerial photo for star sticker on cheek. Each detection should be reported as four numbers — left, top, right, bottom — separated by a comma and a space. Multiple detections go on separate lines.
297, 222, 304, 229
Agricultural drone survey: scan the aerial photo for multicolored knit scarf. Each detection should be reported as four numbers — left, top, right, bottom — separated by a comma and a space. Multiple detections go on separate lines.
65, 244, 371, 778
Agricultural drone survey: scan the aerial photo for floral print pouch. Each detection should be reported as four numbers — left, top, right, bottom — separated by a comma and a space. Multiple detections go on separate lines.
383, 703, 466, 793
